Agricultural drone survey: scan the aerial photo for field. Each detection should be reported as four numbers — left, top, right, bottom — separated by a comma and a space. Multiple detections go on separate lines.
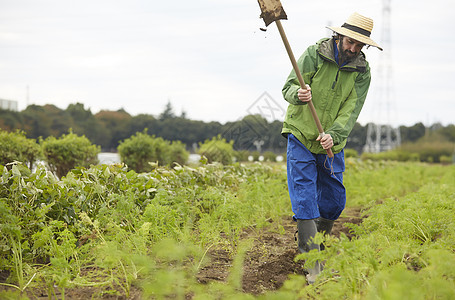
1, 159, 454, 299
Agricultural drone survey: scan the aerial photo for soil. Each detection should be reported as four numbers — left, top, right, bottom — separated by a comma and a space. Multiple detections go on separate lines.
1, 208, 364, 299
197, 206, 364, 295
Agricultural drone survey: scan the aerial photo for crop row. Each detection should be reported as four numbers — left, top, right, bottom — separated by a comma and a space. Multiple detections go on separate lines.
282, 163, 455, 299
0, 160, 453, 299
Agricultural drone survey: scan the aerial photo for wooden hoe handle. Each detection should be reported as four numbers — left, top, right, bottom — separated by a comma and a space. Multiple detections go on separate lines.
275, 20, 334, 158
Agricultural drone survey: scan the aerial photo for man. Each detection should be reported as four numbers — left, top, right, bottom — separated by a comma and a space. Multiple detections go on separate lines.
281, 12, 382, 284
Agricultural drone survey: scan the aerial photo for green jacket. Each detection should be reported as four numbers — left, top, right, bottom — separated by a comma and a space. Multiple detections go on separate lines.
281, 37, 371, 154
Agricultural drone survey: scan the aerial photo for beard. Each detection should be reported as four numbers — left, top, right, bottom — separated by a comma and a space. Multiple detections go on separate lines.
339, 38, 360, 63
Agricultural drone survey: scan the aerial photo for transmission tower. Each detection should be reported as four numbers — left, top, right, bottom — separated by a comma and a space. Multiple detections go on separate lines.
363, 0, 401, 153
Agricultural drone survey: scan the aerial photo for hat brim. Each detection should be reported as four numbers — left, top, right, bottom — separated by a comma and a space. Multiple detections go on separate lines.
327, 26, 383, 51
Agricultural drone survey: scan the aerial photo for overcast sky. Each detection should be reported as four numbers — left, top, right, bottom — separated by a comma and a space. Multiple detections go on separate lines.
0, 0, 454, 127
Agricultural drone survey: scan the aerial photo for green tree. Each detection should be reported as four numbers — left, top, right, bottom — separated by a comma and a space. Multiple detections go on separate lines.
0, 129, 41, 170
0, 109, 24, 131
159, 100, 175, 120
263, 151, 277, 162
219, 115, 285, 153
128, 114, 158, 137
234, 150, 250, 162
21, 105, 52, 138
346, 122, 367, 153
169, 140, 190, 166
22, 104, 72, 139
399, 132, 454, 163
118, 130, 189, 173
400, 122, 426, 143
267, 120, 287, 152
436, 124, 455, 143
66, 103, 104, 145
41, 131, 100, 178
198, 135, 234, 165
95, 109, 132, 151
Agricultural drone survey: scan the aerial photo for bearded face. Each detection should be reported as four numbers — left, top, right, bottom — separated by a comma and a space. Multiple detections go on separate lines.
338, 36, 365, 63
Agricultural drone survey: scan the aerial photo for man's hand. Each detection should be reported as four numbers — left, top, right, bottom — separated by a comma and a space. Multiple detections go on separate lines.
297, 84, 312, 103
316, 133, 333, 150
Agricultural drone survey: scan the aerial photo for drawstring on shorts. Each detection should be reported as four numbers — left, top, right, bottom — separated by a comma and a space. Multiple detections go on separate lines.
324, 155, 335, 175
319, 132, 335, 175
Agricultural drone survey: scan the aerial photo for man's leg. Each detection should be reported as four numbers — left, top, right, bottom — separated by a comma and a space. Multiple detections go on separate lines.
316, 150, 346, 250
315, 217, 335, 250
297, 219, 321, 284
287, 134, 321, 284
286, 134, 319, 221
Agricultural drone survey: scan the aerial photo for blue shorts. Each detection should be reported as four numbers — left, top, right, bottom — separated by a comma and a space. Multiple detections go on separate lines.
286, 134, 346, 221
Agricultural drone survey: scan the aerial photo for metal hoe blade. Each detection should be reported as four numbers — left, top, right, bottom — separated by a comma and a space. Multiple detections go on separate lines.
257, 0, 287, 26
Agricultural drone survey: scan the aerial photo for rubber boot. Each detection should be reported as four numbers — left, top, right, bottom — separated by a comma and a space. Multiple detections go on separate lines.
297, 219, 321, 284
316, 217, 335, 251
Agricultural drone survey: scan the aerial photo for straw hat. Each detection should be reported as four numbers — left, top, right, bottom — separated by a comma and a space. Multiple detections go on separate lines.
327, 12, 383, 51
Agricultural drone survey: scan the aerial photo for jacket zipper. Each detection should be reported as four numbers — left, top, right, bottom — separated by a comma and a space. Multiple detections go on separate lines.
318, 52, 340, 90
332, 69, 340, 89
331, 65, 357, 89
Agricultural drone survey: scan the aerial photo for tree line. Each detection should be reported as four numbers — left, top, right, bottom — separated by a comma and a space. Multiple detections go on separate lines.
1, 101, 454, 154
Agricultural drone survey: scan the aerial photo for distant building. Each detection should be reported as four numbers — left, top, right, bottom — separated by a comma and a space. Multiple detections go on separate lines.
0, 99, 18, 111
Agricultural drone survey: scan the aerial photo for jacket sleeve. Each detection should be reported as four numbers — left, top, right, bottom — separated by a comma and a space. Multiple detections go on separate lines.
282, 44, 318, 105
326, 66, 371, 145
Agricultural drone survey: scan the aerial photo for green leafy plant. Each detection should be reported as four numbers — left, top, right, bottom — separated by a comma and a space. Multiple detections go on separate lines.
287, 164, 455, 299
197, 135, 234, 165
1, 155, 454, 299
263, 151, 277, 162
41, 130, 100, 178
0, 129, 41, 170
397, 132, 454, 163
118, 129, 189, 172
344, 148, 359, 158
234, 150, 250, 162
0, 197, 36, 293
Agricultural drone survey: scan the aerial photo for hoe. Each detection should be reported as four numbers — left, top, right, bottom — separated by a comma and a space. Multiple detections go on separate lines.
256, 0, 334, 158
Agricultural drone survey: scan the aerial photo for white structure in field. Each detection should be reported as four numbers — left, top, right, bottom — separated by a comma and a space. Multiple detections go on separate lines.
363, 0, 401, 153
